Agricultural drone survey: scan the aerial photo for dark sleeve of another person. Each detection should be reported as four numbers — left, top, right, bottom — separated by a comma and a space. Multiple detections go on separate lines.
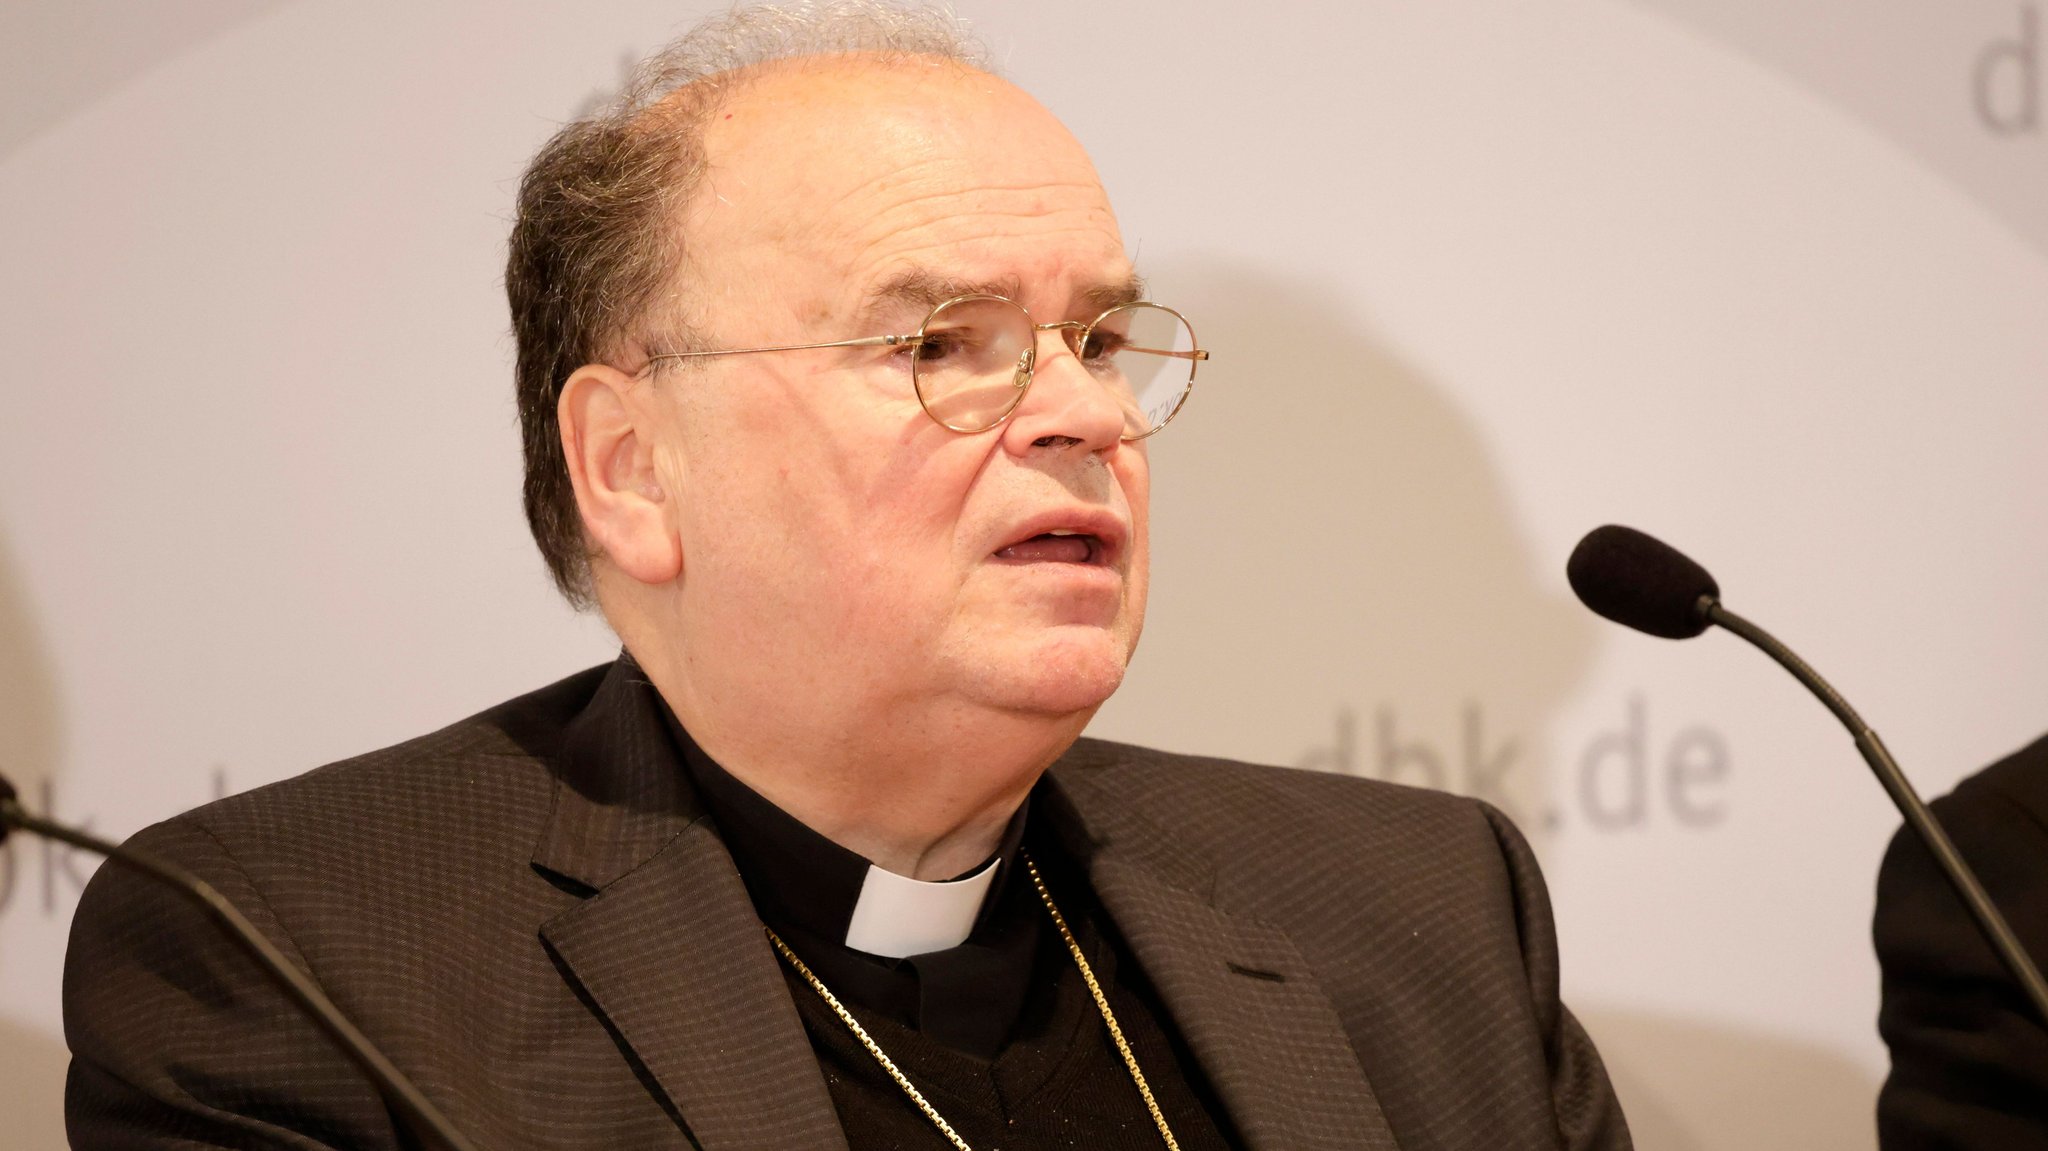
1874, 733, 2048, 1151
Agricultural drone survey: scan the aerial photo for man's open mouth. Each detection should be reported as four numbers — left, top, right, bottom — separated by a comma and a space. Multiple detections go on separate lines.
994, 529, 1104, 564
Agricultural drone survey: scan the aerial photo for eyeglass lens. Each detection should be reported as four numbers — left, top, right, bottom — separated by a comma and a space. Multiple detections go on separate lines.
911, 297, 1197, 437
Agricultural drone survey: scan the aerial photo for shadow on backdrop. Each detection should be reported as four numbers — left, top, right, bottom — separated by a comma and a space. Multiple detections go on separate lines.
0, 529, 73, 1149
0, 1017, 69, 1151
0, 530, 62, 840
1580, 1007, 1881, 1150
1094, 257, 1596, 840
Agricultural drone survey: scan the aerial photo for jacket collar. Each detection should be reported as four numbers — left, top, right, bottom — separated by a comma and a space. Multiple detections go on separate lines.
529, 655, 703, 892
531, 656, 851, 1150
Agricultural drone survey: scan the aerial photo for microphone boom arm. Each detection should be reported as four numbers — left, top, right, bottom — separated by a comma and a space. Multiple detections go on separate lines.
1703, 597, 2048, 1026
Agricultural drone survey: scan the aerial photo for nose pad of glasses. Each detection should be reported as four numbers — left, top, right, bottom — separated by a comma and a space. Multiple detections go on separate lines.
1012, 346, 1036, 391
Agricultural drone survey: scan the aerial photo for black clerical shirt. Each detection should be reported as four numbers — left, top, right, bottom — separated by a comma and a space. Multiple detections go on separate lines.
669, 707, 1039, 1060
656, 704, 1239, 1149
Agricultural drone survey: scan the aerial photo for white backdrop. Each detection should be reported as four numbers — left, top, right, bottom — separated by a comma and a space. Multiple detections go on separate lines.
3, 3, 2044, 1148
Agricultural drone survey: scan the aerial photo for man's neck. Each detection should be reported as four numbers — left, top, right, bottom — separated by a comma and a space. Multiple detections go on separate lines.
799, 781, 1031, 880
628, 645, 1088, 880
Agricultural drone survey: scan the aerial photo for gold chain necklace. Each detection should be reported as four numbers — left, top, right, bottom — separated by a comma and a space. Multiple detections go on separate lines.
763, 852, 1182, 1151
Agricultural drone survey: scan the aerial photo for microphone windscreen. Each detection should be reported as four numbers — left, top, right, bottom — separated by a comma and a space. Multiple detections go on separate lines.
1567, 525, 1720, 639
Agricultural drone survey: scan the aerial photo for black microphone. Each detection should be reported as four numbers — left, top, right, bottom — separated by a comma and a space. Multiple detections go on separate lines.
0, 775, 481, 1151
1565, 524, 1718, 639
1565, 524, 2048, 1026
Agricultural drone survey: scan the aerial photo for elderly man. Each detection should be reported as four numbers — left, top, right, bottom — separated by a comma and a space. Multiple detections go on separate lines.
64, 5, 1628, 1150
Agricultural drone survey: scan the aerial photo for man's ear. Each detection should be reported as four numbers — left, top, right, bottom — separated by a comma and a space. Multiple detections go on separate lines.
558, 364, 683, 586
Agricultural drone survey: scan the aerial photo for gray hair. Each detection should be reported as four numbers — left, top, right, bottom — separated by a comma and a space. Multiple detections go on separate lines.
506, 3, 988, 608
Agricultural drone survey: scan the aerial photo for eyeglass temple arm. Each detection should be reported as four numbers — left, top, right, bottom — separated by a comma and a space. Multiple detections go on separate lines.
645, 333, 920, 364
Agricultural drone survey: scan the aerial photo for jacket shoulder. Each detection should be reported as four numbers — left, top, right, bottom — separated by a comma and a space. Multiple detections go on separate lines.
1053, 739, 1626, 1147
63, 664, 617, 1149
1943, 731, 2048, 822
84, 663, 612, 921
162, 662, 607, 844
1875, 731, 2048, 1149
1056, 735, 1504, 852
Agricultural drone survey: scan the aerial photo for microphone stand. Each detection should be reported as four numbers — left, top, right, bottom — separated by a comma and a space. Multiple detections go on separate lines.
1702, 596, 2048, 1025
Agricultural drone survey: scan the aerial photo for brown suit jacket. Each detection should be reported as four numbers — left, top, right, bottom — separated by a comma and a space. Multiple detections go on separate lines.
64, 658, 1630, 1150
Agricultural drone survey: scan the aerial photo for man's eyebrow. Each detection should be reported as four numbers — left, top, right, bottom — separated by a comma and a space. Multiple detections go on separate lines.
1078, 274, 1148, 314
857, 270, 1023, 328
854, 269, 1151, 328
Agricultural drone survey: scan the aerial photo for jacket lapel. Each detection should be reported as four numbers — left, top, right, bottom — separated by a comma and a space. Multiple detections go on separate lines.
530, 659, 848, 1151
1051, 768, 1400, 1151
539, 820, 849, 1151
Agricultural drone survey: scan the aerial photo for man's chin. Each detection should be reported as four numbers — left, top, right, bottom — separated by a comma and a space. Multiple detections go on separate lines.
948, 629, 1133, 720
1005, 673, 1125, 721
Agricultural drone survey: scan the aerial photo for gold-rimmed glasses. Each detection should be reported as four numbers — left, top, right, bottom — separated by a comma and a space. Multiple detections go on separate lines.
641, 294, 1209, 440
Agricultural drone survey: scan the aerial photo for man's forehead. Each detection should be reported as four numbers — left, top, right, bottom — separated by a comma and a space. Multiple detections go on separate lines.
688, 55, 1072, 206
699, 52, 1024, 139
679, 53, 1127, 320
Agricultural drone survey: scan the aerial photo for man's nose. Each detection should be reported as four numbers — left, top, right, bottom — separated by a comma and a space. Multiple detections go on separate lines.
997, 327, 1126, 454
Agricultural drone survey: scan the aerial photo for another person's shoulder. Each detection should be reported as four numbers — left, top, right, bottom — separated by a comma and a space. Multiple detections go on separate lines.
1940, 731, 2048, 820
1881, 731, 2048, 900
1874, 730, 2048, 1151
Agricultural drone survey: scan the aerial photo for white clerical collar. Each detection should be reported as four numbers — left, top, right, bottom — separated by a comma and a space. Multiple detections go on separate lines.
843, 857, 1002, 959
